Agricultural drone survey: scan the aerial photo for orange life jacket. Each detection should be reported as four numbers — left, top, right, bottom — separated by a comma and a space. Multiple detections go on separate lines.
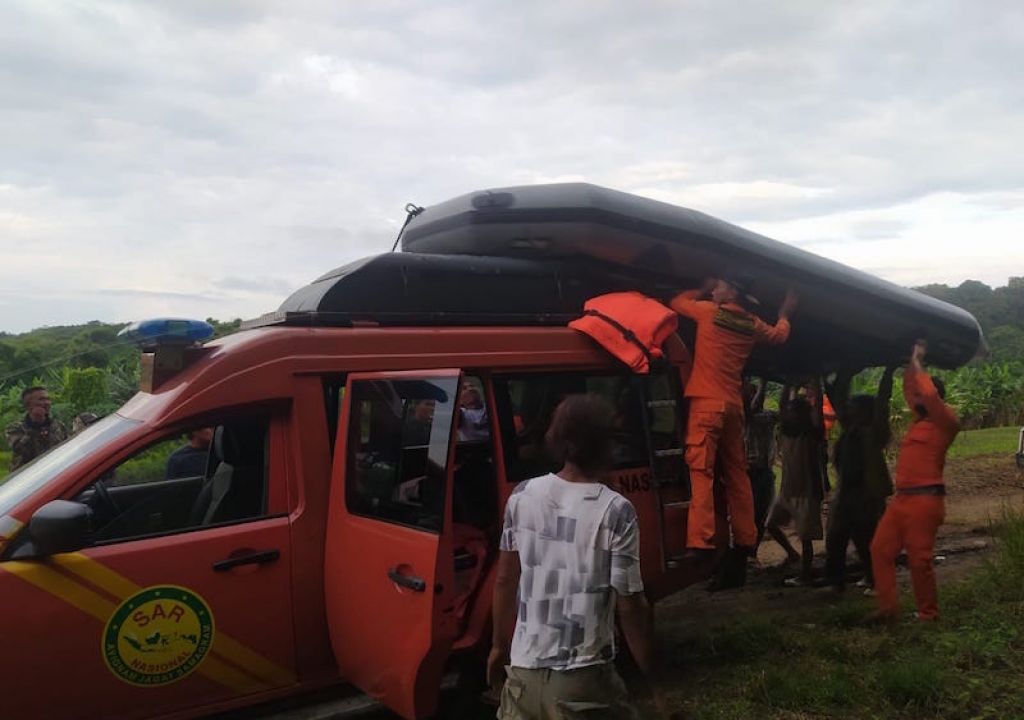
569, 291, 679, 373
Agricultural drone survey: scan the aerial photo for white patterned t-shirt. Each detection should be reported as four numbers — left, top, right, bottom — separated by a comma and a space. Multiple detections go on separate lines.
500, 473, 644, 670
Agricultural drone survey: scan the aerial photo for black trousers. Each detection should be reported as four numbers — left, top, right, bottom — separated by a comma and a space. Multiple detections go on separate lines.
825, 495, 884, 587
748, 466, 775, 544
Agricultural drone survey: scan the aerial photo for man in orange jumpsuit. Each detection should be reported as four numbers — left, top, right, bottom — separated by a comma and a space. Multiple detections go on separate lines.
671, 274, 798, 556
870, 340, 959, 621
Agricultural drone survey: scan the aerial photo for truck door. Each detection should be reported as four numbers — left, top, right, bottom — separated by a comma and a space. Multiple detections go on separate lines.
325, 370, 460, 720
0, 414, 297, 720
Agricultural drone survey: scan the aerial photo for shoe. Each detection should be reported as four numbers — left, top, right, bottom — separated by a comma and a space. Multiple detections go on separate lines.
863, 588, 877, 597
707, 547, 748, 592
855, 577, 870, 588
783, 577, 807, 588
683, 547, 716, 563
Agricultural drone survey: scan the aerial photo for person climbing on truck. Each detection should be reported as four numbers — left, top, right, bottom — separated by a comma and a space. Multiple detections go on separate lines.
670, 274, 798, 564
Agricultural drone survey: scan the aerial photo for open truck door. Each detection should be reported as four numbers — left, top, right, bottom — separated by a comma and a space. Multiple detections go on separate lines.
325, 370, 462, 719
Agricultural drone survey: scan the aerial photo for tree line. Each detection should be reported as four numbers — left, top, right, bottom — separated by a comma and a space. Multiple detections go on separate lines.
0, 279, 1021, 449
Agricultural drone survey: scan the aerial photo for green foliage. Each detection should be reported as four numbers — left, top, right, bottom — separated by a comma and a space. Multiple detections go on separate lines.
938, 361, 1024, 429
115, 438, 182, 485
62, 367, 110, 415
0, 318, 238, 451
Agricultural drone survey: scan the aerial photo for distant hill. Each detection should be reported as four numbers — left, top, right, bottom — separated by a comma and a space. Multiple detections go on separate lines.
1, 279, 1021, 384
915, 277, 1024, 361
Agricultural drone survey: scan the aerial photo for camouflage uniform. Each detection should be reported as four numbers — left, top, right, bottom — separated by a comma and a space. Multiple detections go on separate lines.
5, 415, 68, 471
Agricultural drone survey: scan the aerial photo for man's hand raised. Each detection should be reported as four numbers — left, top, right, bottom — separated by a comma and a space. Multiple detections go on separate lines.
779, 288, 799, 320
912, 339, 928, 364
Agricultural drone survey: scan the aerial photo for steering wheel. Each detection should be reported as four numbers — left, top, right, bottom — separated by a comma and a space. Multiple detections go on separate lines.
92, 478, 122, 519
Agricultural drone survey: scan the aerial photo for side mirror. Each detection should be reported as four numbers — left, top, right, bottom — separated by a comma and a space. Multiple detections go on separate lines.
27, 500, 92, 557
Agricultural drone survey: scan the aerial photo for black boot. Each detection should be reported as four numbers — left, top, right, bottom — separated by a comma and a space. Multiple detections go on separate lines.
707, 546, 749, 592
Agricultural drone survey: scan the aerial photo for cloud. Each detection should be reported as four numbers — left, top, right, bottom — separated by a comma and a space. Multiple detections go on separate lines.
0, 1, 1021, 333
96, 288, 223, 303
215, 276, 295, 295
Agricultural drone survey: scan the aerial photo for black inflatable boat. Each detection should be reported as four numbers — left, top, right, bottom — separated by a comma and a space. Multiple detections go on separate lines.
400, 183, 985, 370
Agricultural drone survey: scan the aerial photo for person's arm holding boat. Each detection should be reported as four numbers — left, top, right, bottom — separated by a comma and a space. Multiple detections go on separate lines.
668, 277, 717, 319
753, 288, 799, 345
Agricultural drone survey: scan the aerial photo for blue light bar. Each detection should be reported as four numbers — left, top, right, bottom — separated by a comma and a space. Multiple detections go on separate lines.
118, 318, 215, 346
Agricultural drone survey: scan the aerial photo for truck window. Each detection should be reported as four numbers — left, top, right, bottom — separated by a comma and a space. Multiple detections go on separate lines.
452, 375, 498, 534
493, 371, 684, 484
0, 414, 140, 519
75, 418, 269, 544
345, 377, 458, 532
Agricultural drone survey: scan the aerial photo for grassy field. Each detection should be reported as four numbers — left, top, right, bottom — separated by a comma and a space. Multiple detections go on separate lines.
947, 424, 1021, 460
652, 510, 1024, 720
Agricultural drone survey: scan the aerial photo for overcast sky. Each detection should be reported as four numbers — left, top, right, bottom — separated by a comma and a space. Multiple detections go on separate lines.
1, 1, 1021, 333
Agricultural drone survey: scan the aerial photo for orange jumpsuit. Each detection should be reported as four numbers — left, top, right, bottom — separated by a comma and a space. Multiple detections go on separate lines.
670, 290, 791, 549
870, 366, 959, 620
822, 396, 837, 436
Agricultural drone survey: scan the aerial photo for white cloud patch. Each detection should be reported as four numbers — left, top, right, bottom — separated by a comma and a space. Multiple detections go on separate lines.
0, 1, 1021, 332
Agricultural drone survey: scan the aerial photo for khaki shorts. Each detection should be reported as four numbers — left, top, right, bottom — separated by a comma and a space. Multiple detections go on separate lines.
498, 662, 640, 720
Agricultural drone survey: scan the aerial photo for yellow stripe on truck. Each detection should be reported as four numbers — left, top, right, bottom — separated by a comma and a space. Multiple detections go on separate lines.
4, 560, 116, 622
209, 633, 297, 687
1, 560, 268, 693
53, 552, 297, 687
55, 552, 142, 600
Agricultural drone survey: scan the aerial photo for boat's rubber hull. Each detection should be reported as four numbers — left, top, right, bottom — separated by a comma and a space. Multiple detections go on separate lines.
401, 183, 984, 370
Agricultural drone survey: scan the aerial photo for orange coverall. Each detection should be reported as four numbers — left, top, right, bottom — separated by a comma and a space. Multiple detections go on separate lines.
670, 290, 791, 549
822, 395, 837, 436
871, 365, 959, 620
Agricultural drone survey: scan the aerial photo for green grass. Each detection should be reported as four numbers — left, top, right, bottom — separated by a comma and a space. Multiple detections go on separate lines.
948, 425, 1021, 460
651, 508, 1024, 720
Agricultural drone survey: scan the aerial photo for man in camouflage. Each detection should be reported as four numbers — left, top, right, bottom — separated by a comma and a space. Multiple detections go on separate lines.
5, 386, 67, 471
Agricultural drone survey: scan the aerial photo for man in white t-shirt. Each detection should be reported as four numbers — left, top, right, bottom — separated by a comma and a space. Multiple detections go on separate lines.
487, 394, 660, 719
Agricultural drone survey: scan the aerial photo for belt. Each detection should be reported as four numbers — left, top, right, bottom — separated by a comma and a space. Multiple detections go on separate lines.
896, 484, 946, 496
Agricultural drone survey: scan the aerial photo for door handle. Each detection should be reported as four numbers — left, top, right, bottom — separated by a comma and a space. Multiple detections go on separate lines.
387, 566, 427, 592
213, 549, 280, 572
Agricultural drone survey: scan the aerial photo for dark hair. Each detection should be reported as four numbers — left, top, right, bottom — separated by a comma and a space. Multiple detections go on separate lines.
849, 394, 875, 422
914, 376, 947, 417
545, 394, 616, 476
21, 386, 46, 402
781, 396, 813, 436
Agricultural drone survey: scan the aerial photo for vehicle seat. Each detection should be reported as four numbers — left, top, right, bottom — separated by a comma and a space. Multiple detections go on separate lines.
188, 424, 264, 526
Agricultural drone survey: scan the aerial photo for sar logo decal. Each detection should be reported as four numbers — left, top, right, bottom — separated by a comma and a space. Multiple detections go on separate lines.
103, 585, 215, 686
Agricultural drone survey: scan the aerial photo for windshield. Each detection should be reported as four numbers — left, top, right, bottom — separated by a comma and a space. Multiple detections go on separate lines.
0, 414, 141, 517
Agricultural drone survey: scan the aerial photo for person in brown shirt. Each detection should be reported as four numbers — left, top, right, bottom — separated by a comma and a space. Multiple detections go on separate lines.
5, 386, 68, 471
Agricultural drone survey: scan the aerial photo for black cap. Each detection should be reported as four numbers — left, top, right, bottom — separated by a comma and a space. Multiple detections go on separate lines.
720, 271, 759, 305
